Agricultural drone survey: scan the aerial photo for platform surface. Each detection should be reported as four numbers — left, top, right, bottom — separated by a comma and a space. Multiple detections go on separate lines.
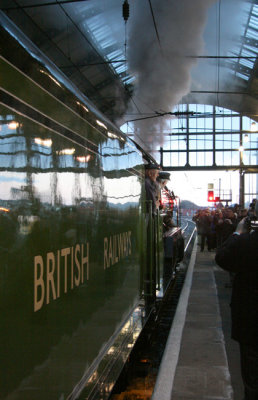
152, 238, 244, 400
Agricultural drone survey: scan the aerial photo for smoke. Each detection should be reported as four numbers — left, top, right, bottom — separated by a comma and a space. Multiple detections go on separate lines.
127, 0, 218, 152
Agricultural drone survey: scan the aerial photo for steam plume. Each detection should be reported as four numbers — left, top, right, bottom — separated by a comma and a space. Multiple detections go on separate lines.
127, 0, 218, 152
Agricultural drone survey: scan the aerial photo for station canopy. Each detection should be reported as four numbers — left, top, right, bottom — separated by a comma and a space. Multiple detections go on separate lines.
1, 0, 258, 155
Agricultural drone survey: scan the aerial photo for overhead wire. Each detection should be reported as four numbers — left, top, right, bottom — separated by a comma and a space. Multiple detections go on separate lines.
147, 0, 163, 55
1, 0, 89, 10
187, 55, 257, 60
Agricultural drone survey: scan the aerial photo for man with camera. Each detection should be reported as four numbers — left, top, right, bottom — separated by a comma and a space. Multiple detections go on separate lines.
215, 201, 258, 400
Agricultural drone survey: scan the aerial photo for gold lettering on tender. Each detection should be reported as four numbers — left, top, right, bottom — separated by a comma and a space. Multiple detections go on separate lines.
128, 231, 132, 255
115, 236, 117, 261
46, 252, 57, 304
86, 243, 89, 280
74, 244, 81, 286
118, 234, 124, 259
123, 232, 127, 256
112, 235, 115, 264
57, 250, 60, 298
34, 255, 45, 312
109, 236, 113, 266
113, 235, 118, 263
33, 241, 93, 310
104, 237, 109, 269
81, 243, 89, 282
61, 247, 70, 293
71, 246, 74, 289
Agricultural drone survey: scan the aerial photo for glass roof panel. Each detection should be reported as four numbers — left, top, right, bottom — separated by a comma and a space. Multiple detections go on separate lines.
236, 72, 249, 80
240, 59, 254, 68
73, 0, 133, 85
249, 16, 258, 29
228, 1, 257, 82
246, 29, 258, 40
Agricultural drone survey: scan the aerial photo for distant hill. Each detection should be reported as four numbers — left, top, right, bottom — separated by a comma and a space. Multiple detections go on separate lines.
180, 200, 201, 210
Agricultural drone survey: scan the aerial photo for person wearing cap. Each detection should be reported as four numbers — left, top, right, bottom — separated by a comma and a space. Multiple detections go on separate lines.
215, 201, 258, 400
145, 164, 159, 215
156, 171, 171, 211
157, 171, 170, 189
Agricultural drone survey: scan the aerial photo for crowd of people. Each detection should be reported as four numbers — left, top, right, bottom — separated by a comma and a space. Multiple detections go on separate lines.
144, 162, 258, 399
192, 199, 256, 252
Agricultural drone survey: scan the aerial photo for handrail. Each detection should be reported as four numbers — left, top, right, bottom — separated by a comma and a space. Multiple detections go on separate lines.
184, 225, 197, 254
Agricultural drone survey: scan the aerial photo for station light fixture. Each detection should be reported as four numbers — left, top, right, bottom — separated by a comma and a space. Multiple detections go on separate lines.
56, 148, 75, 155
243, 134, 249, 143
34, 137, 52, 147
250, 121, 257, 132
75, 155, 92, 163
8, 121, 19, 130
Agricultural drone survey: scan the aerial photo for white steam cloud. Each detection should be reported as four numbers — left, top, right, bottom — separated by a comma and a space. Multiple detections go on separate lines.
127, 0, 218, 152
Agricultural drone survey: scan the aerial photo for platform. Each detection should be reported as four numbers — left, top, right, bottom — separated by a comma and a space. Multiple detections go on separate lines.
152, 237, 244, 400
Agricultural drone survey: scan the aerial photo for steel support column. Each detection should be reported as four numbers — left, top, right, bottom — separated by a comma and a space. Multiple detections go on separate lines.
239, 170, 245, 208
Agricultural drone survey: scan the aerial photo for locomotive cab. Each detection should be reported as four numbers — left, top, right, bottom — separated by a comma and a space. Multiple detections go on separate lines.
143, 167, 184, 304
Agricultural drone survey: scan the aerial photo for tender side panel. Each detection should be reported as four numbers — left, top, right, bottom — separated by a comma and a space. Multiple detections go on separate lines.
0, 24, 145, 400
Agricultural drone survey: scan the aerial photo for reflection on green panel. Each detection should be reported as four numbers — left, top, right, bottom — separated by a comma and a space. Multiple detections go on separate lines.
0, 102, 145, 399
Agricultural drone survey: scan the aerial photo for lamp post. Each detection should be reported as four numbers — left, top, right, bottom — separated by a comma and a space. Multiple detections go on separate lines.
239, 119, 245, 208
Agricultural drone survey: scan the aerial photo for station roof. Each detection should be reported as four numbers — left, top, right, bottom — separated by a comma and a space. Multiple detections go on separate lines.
1, 0, 257, 152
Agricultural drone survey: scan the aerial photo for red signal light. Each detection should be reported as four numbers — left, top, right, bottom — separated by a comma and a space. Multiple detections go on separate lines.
208, 190, 214, 202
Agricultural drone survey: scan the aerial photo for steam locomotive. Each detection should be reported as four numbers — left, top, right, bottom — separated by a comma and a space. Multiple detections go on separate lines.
0, 12, 183, 400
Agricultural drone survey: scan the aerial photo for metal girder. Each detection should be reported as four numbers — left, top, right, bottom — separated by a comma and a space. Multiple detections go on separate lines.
162, 165, 258, 173
242, 35, 258, 49
101, 43, 121, 58
226, 61, 253, 78
1, 1, 90, 11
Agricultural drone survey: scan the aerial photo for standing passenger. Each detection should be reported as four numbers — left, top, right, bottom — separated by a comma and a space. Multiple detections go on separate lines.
156, 171, 171, 211
198, 210, 212, 251
144, 163, 159, 306
215, 202, 258, 400
145, 164, 159, 216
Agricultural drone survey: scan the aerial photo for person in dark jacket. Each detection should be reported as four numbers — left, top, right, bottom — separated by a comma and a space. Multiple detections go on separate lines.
145, 164, 159, 216
215, 202, 258, 400
144, 163, 159, 306
198, 210, 212, 251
